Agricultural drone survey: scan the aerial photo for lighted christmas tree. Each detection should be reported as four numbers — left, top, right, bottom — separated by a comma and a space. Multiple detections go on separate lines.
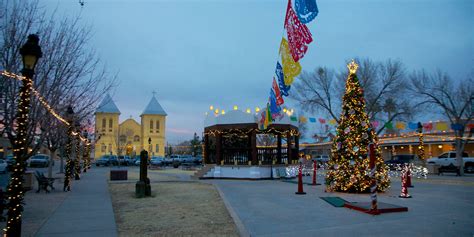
325, 60, 390, 193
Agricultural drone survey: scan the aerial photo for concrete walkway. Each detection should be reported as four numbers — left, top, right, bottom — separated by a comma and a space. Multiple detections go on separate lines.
35, 168, 117, 237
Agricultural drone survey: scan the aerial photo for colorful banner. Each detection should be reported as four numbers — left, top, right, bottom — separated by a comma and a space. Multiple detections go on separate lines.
309, 117, 316, 123
328, 119, 337, 125
262, 0, 318, 128
294, 0, 319, 24
279, 38, 302, 86
272, 78, 284, 105
275, 62, 290, 97
318, 118, 326, 124
435, 122, 448, 131
284, 0, 313, 62
371, 120, 379, 128
395, 121, 406, 130
408, 122, 418, 130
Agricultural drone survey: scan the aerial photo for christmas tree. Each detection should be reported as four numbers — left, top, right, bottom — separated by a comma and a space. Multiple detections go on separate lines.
325, 60, 390, 193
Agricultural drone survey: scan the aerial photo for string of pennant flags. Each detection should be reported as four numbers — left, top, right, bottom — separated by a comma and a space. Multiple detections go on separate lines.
259, 0, 319, 129
294, 115, 474, 132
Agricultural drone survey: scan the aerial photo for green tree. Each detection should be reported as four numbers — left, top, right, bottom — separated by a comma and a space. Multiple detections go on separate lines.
190, 133, 202, 157
325, 61, 390, 193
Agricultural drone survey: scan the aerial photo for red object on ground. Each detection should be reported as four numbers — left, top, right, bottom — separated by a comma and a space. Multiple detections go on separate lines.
399, 165, 412, 198
407, 165, 414, 187
295, 163, 306, 195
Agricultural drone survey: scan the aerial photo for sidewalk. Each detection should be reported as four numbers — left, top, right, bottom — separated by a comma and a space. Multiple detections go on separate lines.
34, 168, 117, 237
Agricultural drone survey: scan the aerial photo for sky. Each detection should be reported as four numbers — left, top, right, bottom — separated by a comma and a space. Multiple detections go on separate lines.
42, 0, 473, 144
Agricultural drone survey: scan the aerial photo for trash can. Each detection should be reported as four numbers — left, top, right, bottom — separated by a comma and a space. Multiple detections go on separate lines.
23, 171, 34, 191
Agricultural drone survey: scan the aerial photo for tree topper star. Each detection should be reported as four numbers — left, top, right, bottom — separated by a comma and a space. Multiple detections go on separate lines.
347, 60, 359, 74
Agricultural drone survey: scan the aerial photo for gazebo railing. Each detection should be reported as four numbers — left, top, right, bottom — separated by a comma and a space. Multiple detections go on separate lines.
222, 148, 250, 165
257, 147, 288, 165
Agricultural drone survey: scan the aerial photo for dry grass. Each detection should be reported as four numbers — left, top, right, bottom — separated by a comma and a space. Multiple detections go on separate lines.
109, 181, 239, 237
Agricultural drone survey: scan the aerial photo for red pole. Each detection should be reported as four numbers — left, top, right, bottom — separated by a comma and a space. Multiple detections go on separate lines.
368, 143, 379, 214
308, 160, 320, 185
295, 162, 306, 195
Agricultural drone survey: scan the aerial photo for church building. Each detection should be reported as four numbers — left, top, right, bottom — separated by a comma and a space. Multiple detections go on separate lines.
94, 94, 167, 159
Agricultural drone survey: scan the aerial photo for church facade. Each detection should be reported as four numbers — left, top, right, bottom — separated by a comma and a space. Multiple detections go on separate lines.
94, 94, 167, 159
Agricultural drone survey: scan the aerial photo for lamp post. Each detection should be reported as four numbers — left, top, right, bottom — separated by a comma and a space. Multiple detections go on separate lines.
148, 137, 152, 158
4, 34, 42, 237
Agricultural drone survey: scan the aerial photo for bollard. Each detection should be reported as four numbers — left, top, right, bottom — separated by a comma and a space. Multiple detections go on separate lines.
399, 164, 412, 198
136, 150, 151, 198
295, 162, 306, 195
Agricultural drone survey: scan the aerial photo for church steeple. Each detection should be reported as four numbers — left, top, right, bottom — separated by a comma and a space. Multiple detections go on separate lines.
96, 94, 120, 114
141, 94, 166, 116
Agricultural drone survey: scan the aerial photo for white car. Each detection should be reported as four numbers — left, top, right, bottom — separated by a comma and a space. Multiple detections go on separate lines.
0, 159, 8, 173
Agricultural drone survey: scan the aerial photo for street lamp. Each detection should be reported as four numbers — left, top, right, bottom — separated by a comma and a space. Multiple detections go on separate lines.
5, 34, 42, 237
148, 137, 152, 158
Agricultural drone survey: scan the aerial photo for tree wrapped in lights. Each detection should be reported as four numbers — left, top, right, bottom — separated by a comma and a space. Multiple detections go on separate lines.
74, 137, 81, 180
325, 60, 390, 193
64, 106, 75, 192
4, 34, 42, 237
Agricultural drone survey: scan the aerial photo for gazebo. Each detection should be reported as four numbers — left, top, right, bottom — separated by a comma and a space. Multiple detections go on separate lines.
201, 109, 299, 179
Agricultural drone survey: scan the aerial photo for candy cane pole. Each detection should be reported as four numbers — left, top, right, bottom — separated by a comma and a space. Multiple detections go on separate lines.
368, 143, 379, 214
399, 164, 412, 198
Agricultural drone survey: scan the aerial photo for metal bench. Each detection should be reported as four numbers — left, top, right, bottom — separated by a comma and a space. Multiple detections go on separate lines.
34, 171, 55, 193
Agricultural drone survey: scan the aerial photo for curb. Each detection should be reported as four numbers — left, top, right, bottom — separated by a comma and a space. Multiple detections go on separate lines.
213, 184, 250, 237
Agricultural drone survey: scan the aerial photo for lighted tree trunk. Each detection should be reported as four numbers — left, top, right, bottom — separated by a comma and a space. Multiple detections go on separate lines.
4, 75, 33, 237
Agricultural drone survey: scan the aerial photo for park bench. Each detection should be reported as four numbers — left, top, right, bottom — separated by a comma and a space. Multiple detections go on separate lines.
34, 171, 55, 193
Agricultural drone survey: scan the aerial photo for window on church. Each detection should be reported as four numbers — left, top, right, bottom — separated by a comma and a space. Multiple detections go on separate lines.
156, 144, 159, 152
109, 119, 113, 132
150, 120, 154, 133
108, 144, 112, 152
101, 143, 106, 152
156, 121, 160, 133
102, 118, 106, 132
134, 135, 140, 142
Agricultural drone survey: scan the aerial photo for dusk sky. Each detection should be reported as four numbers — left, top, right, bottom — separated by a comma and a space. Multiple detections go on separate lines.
43, 0, 473, 144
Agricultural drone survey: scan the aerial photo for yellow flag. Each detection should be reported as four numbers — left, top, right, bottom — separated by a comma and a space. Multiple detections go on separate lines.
279, 38, 301, 86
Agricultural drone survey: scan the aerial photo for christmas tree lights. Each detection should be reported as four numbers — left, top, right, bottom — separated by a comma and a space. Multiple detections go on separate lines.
325, 60, 390, 193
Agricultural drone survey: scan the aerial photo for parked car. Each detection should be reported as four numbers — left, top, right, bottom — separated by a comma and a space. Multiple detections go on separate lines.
29, 154, 53, 168
0, 159, 7, 173
108, 155, 119, 166
150, 157, 165, 166
118, 155, 132, 166
172, 155, 194, 168
385, 154, 416, 170
193, 156, 203, 165
427, 151, 474, 173
5, 154, 15, 170
312, 154, 330, 163
96, 155, 116, 167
